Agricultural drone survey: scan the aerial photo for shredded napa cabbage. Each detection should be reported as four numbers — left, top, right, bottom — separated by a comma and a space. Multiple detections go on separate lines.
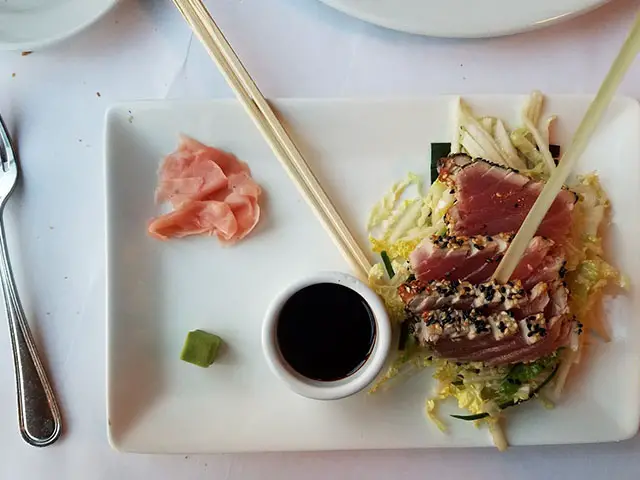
369, 330, 434, 394
521, 91, 556, 174
425, 399, 447, 432
368, 176, 453, 262
454, 91, 557, 178
432, 361, 494, 415
367, 261, 412, 323
564, 174, 625, 342
367, 173, 422, 231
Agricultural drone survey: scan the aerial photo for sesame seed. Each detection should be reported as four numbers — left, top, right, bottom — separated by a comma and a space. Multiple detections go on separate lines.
559, 262, 567, 278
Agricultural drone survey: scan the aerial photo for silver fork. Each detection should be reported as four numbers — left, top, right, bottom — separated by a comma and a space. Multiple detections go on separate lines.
0, 114, 61, 447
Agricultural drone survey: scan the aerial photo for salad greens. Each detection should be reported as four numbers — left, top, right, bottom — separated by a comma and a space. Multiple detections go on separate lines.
365, 92, 623, 451
451, 362, 560, 421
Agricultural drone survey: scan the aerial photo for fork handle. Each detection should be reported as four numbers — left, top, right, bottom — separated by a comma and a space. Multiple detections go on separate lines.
0, 218, 62, 447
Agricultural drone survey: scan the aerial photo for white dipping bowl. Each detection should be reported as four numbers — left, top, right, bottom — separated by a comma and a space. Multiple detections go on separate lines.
261, 271, 392, 401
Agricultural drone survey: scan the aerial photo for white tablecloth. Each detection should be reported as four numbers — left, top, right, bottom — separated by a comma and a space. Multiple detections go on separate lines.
1, 0, 639, 478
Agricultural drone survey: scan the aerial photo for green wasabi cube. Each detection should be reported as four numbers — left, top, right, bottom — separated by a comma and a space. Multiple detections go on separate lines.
180, 330, 222, 367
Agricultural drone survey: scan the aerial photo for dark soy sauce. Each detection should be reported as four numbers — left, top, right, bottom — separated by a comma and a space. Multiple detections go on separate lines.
276, 283, 376, 382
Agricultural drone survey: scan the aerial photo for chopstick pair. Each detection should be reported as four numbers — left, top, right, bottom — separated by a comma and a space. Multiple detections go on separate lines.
171, 0, 372, 279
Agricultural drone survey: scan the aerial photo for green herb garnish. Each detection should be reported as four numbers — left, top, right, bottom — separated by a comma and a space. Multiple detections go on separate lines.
381, 251, 395, 278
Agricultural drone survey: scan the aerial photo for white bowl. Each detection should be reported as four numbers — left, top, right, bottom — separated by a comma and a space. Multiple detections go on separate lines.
261, 271, 392, 400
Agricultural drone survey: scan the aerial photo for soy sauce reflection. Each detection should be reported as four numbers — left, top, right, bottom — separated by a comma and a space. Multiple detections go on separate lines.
276, 283, 376, 382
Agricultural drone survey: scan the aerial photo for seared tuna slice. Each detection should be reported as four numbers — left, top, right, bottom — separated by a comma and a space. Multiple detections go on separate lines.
409, 283, 571, 365
438, 156, 576, 242
409, 234, 563, 290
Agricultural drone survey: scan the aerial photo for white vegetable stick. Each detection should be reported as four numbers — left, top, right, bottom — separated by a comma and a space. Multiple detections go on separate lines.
553, 349, 578, 398
460, 130, 489, 159
523, 90, 544, 125
489, 421, 508, 452
523, 115, 556, 174
511, 129, 546, 169
462, 122, 508, 165
459, 102, 509, 164
545, 115, 557, 145
450, 97, 462, 154
481, 117, 495, 133
521, 90, 555, 173
494, 120, 527, 170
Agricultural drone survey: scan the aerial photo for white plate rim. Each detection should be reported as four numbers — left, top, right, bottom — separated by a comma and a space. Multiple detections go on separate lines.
317, 0, 611, 38
0, 0, 120, 51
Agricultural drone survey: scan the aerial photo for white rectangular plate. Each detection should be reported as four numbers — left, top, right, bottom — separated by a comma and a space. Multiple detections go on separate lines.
105, 96, 640, 453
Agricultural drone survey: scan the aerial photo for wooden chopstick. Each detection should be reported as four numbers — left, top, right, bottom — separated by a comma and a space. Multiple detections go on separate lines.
492, 11, 640, 283
171, 0, 372, 278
